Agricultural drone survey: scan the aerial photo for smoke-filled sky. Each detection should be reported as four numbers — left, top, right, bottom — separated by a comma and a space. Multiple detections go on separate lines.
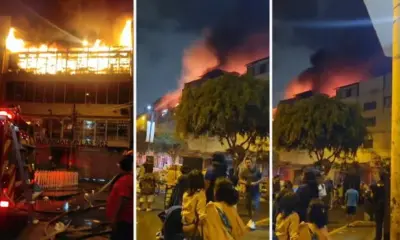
137, 0, 269, 111
273, 0, 391, 106
0, 0, 132, 44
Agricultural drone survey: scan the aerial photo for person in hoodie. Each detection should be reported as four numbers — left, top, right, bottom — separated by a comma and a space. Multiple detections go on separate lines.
295, 169, 319, 222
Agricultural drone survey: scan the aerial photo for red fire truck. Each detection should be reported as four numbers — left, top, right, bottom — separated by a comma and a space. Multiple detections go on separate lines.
0, 107, 35, 213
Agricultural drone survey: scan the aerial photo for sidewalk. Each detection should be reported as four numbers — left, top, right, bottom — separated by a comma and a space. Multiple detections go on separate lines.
329, 221, 375, 240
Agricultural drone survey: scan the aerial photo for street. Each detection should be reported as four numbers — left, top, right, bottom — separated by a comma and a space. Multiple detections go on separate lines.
326, 206, 375, 239
137, 193, 269, 240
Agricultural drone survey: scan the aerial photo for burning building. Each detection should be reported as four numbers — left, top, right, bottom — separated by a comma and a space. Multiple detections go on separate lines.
0, 16, 133, 179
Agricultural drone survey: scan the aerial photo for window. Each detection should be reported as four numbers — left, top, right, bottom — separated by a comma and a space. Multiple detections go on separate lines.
25, 82, 35, 102
14, 82, 25, 101
384, 96, 391, 108
63, 119, 73, 140
74, 85, 86, 103
97, 84, 107, 104
54, 83, 65, 103
108, 83, 118, 104
118, 82, 131, 104
44, 83, 54, 103
83, 120, 95, 144
117, 121, 129, 140
107, 121, 118, 140
96, 120, 106, 141
365, 117, 376, 127
5, 82, 14, 101
65, 84, 75, 103
85, 84, 96, 104
51, 119, 62, 139
363, 101, 377, 111
363, 138, 373, 149
344, 88, 352, 98
259, 63, 267, 74
34, 83, 45, 103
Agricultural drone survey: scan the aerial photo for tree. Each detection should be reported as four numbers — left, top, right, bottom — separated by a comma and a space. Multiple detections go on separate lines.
153, 133, 186, 163
175, 73, 269, 168
136, 130, 148, 155
273, 94, 368, 174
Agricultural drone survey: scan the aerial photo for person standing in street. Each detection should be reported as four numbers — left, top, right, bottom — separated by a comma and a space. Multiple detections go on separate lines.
239, 157, 263, 230
204, 153, 228, 203
372, 173, 386, 240
138, 163, 157, 211
106, 153, 134, 240
344, 185, 359, 227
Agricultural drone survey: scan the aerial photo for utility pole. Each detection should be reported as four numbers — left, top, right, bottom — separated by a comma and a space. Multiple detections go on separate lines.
392, 0, 400, 238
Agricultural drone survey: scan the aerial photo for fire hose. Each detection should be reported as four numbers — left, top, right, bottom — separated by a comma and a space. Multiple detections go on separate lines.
40, 174, 124, 239
42, 203, 110, 240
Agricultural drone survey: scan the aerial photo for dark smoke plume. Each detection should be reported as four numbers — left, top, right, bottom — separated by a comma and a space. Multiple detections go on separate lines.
137, 0, 269, 109
273, 0, 390, 105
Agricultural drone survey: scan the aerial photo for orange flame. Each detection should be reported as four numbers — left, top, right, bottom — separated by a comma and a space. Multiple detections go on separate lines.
5, 20, 132, 75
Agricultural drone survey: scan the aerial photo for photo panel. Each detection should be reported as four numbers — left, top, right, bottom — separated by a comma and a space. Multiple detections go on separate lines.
136, 0, 270, 239
273, 0, 391, 239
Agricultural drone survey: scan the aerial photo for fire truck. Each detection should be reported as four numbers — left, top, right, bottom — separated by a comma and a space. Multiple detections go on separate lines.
0, 107, 35, 213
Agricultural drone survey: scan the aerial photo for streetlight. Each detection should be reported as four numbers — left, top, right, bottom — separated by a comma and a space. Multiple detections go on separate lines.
145, 105, 155, 151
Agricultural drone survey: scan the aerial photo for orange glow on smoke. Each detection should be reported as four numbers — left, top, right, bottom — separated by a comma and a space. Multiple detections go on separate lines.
156, 33, 269, 110
284, 64, 370, 99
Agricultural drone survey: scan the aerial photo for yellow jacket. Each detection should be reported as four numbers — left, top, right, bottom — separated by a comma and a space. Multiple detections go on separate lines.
203, 202, 247, 240
298, 223, 330, 240
182, 190, 207, 224
275, 212, 300, 240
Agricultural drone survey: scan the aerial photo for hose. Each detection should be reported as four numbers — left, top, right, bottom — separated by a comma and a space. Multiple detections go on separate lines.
31, 174, 121, 238
43, 203, 107, 238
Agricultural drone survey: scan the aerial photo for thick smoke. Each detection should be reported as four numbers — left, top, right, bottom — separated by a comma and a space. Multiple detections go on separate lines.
137, 0, 269, 110
273, 0, 390, 105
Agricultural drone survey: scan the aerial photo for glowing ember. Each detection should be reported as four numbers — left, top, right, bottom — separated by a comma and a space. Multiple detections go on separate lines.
5, 20, 132, 75
156, 33, 269, 110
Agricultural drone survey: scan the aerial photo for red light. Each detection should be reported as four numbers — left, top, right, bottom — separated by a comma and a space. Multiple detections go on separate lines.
0, 111, 13, 119
0, 201, 9, 208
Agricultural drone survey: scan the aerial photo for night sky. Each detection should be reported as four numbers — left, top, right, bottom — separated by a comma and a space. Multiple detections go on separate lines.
136, 0, 269, 111
273, 0, 391, 105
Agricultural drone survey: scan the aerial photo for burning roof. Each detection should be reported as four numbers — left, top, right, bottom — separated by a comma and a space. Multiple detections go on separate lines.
5, 20, 132, 75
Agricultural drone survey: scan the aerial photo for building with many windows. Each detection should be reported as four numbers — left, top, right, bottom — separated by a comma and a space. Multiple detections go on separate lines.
0, 17, 133, 179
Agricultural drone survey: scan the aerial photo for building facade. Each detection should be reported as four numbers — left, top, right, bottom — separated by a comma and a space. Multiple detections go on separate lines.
246, 57, 269, 81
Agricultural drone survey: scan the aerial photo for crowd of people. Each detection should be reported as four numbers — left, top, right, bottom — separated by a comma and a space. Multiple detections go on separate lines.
137, 153, 265, 240
272, 168, 387, 240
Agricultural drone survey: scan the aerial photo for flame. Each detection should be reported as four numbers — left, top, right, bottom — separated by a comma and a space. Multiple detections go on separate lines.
5, 28, 24, 53
156, 33, 269, 110
120, 20, 132, 49
5, 20, 132, 75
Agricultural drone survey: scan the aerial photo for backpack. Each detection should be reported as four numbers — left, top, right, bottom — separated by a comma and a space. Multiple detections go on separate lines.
140, 174, 156, 195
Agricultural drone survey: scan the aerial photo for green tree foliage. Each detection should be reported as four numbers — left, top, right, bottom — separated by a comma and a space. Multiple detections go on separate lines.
175, 73, 269, 166
153, 133, 186, 161
273, 94, 367, 172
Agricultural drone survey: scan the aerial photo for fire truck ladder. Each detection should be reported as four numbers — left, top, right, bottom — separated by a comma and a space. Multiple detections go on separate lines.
9, 124, 33, 223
